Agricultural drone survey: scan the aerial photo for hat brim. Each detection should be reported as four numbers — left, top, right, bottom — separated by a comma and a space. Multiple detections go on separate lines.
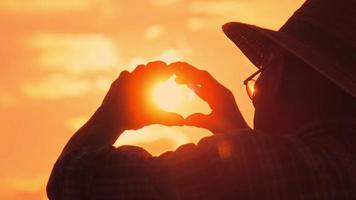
222, 22, 356, 99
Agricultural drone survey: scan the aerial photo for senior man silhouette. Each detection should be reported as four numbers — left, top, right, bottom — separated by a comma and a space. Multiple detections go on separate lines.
48, 0, 356, 199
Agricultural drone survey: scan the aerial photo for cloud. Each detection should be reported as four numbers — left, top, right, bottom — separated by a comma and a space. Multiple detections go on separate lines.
2, 176, 46, 193
187, 17, 214, 30
137, 138, 176, 156
126, 47, 185, 70
22, 74, 91, 100
22, 74, 111, 100
185, 2, 244, 30
127, 57, 149, 71
27, 33, 120, 75
0, 176, 47, 200
187, 0, 305, 29
117, 126, 189, 146
66, 115, 89, 130
115, 125, 190, 155
21, 46, 187, 101
144, 25, 165, 40
189, 1, 242, 15
93, 76, 112, 91
151, 0, 179, 6
0, 0, 96, 13
155, 48, 182, 63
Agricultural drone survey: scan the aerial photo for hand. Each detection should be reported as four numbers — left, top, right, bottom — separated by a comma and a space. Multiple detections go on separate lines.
171, 62, 249, 134
101, 61, 184, 131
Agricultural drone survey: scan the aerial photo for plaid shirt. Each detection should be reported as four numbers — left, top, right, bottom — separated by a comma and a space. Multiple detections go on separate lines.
47, 121, 356, 200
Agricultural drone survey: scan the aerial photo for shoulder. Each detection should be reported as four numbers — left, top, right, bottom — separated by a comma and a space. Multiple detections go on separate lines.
148, 130, 311, 199
149, 129, 300, 177
191, 129, 296, 159
55, 129, 298, 169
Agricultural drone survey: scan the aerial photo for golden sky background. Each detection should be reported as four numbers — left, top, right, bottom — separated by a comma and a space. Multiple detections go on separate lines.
0, 0, 304, 199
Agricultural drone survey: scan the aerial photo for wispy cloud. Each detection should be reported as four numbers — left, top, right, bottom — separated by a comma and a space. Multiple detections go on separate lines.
189, 1, 242, 15
0, 0, 97, 13
21, 74, 111, 100
184, 1, 244, 30
155, 48, 182, 63
151, 0, 179, 6
144, 25, 165, 40
187, 0, 305, 29
126, 47, 186, 70
116, 125, 190, 154
66, 115, 89, 130
27, 33, 120, 75
0, 176, 47, 200
127, 57, 149, 71
187, 17, 217, 30
22, 74, 91, 100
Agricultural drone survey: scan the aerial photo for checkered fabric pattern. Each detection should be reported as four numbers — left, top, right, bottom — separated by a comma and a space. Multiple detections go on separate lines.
47, 122, 356, 200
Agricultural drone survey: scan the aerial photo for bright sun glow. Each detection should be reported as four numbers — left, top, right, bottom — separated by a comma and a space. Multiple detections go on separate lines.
152, 75, 187, 112
247, 81, 256, 97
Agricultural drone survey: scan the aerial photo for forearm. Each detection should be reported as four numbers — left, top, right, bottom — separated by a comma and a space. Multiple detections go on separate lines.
212, 104, 251, 134
61, 106, 124, 156
234, 109, 250, 130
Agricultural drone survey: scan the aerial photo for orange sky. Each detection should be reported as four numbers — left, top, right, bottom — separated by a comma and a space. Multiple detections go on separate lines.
0, 0, 304, 199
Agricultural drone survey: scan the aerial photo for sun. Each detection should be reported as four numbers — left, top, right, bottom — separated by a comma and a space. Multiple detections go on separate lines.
151, 75, 185, 112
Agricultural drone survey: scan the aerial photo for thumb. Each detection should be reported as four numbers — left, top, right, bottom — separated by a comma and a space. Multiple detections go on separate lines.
156, 112, 184, 126
184, 113, 211, 129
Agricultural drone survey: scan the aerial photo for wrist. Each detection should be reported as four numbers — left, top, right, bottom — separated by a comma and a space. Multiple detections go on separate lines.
93, 106, 125, 132
220, 109, 249, 133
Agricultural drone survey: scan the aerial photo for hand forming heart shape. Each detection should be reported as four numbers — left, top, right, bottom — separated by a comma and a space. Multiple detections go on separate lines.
101, 61, 247, 134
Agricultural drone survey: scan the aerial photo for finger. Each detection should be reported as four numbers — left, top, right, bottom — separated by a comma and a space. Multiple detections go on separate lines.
146, 61, 167, 74
118, 70, 130, 81
176, 77, 210, 103
146, 60, 167, 68
103, 70, 131, 105
172, 62, 229, 107
170, 62, 216, 86
132, 64, 146, 74
132, 62, 165, 84
184, 113, 211, 129
111, 70, 131, 87
145, 61, 173, 82
155, 112, 184, 126
170, 62, 201, 84
175, 76, 185, 84
187, 84, 204, 96
175, 76, 202, 85
186, 83, 217, 107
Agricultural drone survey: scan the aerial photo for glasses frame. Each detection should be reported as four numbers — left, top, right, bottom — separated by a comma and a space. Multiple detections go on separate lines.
243, 67, 264, 99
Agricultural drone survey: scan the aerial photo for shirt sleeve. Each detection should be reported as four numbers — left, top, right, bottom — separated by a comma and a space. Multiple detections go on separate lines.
47, 129, 318, 200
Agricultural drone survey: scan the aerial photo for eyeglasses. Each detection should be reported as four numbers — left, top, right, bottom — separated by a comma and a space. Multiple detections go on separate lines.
243, 67, 264, 99
243, 52, 281, 99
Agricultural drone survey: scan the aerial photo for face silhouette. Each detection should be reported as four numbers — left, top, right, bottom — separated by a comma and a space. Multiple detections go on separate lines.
253, 52, 286, 135
253, 47, 356, 135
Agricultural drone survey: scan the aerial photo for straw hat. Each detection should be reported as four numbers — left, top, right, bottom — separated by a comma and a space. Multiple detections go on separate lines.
223, 0, 356, 98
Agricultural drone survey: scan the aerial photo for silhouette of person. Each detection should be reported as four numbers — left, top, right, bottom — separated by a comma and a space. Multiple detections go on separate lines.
47, 0, 356, 199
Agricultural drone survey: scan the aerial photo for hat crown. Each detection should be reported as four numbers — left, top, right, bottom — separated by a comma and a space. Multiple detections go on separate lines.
280, 0, 356, 48
222, 0, 356, 98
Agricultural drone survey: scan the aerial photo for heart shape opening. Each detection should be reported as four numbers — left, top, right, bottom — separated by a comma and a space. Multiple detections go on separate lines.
151, 75, 210, 117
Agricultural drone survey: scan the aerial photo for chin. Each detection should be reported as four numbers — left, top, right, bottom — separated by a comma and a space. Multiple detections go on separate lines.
254, 110, 285, 136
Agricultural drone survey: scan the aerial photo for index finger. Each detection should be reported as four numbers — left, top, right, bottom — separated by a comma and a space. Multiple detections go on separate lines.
131, 61, 173, 84
169, 62, 217, 86
145, 60, 174, 81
